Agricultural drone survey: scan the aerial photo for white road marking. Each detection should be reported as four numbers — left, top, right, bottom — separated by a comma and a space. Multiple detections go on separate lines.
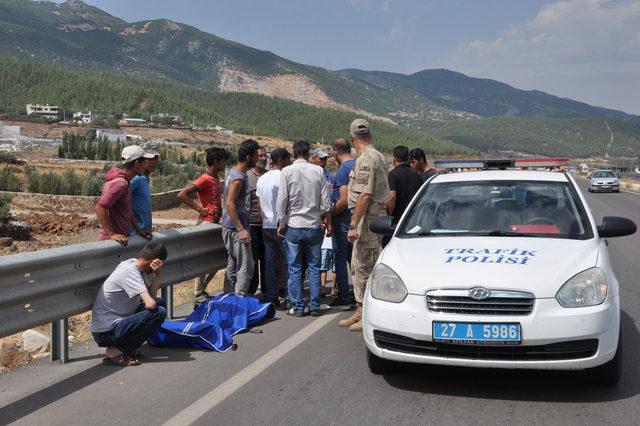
163, 313, 340, 426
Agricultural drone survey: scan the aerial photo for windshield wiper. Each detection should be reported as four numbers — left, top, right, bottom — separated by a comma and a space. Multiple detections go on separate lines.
484, 230, 536, 237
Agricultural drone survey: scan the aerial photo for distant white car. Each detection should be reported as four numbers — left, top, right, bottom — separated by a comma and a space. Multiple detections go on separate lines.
364, 170, 636, 385
588, 170, 620, 193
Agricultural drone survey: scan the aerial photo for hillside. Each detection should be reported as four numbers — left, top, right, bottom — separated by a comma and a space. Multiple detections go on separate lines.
339, 69, 639, 122
0, 58, 471, 155
1, 0, 639, 157
430, 116, 640, 158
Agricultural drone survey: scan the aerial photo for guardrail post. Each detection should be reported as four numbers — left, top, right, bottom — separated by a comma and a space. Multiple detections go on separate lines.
161, 286, 174, 319
50, 318, 69, 363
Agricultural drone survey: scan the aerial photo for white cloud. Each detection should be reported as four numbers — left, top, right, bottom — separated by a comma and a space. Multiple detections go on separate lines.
442, 0, 640, 114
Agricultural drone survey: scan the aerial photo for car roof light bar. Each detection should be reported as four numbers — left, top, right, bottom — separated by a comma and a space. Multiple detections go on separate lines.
434, 158, 570, 170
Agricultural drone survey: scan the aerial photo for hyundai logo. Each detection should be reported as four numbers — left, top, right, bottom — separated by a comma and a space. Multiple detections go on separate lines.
469, 287, 491, 300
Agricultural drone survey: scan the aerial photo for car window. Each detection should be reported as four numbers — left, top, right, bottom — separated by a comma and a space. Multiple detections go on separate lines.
592, 171, 616, 178
399, 180, 592, 240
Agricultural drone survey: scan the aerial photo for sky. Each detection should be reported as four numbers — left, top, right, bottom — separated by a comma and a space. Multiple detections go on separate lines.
72, 0, 640, 114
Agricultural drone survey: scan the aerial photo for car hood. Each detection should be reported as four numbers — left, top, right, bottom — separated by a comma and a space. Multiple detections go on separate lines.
380, 236, 600, 298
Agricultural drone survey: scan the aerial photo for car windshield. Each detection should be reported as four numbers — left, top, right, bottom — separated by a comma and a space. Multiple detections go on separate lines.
592, 171, 616, 178
398, 180, 592, 240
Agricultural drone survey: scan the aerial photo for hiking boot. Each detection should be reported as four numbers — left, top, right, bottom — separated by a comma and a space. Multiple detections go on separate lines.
349, 320, 363, 332
338, 304, 362, 327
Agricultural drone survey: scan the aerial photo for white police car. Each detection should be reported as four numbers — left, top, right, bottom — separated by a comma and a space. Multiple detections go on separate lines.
364, 169, 636, 385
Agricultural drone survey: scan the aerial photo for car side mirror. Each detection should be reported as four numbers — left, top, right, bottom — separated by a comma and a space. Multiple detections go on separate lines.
597, 216, 637, 238
369, 216, 396, 236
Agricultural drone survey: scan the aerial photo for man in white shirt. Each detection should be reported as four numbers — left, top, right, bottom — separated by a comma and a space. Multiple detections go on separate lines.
276, 140, 332, 316
256, 148, 291, 307
91, 242, 168, 366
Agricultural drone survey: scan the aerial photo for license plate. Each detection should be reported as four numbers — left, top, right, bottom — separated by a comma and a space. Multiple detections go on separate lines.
602, 185, 610, 188
433, 322, 521, 345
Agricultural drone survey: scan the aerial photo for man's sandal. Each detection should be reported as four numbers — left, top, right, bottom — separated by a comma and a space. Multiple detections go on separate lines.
102, 354, 141, 367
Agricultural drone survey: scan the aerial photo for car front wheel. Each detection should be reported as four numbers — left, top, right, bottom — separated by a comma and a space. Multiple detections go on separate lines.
366, 347, 397, 375
586, 331, 622, 386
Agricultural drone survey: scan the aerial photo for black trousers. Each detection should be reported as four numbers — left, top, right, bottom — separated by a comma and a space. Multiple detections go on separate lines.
248, 225, 266, 295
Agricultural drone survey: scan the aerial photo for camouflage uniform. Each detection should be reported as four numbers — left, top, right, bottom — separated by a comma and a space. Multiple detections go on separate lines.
348, 144, 390, 304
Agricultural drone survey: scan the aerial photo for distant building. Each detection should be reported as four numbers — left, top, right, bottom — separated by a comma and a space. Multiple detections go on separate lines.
119, 118, 147, 126
151, 113, 182, 124
0, 125, 20, 139
72, 111, 95, 124
96, 128, 126, 143
26, 104, 60, 120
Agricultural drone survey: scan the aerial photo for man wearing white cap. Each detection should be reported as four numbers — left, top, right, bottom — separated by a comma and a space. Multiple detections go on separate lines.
96, 145, 154, 246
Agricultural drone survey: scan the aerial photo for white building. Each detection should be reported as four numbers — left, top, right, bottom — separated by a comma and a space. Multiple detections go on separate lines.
26, 104, 60, 120
119, 118, 147, 126
151, 113, 182, 123
96, 128, 126, 143
73, 111, 95, 124
0, 125, 20, 139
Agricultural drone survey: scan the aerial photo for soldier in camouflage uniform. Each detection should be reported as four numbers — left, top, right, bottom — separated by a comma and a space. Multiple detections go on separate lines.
339, 119, 390, 332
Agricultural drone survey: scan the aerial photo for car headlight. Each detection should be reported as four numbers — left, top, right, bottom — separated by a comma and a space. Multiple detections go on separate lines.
370, 264, 407, 303
556, 267, 607, 308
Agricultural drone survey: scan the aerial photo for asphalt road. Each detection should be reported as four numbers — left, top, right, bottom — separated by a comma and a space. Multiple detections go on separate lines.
2, 179, 640, 425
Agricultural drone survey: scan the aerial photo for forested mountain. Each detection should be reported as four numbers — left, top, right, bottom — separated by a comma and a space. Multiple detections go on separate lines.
0, 58, 470, 155
1, 0, 639, 157
339, 69, 639, 122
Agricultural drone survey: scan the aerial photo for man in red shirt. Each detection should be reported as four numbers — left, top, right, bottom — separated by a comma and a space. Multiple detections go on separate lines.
96, 145, 154, 246
178, 147, 230, 301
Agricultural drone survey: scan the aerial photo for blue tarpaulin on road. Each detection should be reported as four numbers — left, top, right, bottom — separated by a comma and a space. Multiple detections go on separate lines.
148, 293, 275, 352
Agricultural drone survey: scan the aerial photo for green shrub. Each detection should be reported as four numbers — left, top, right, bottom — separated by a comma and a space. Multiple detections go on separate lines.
0, 166, 21, 191
0, 193, 11, 222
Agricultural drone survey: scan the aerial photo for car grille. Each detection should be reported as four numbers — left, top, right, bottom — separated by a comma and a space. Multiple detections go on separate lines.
374, 331, 598, 361
426, 289, 534, 316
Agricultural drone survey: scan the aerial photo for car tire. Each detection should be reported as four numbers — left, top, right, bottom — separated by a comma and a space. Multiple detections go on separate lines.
366, 347, 397, 375
587, 331, 622, 386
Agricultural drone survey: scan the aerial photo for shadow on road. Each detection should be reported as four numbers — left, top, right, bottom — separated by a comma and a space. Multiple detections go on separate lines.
383, 310, 640, 403
0, 346, 196, 424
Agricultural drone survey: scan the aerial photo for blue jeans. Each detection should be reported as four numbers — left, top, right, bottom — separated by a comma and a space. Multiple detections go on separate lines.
92, 298, 166, 355
285, 227, 323, 312
332, 217, 352, 302
263, 228, 287, 302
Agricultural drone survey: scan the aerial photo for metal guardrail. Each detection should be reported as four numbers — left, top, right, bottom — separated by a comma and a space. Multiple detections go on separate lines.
0, 224, 227, 362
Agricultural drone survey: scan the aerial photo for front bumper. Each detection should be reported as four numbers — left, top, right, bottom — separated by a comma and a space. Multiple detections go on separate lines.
363, 293, 619, 370
590, 183, 619, 192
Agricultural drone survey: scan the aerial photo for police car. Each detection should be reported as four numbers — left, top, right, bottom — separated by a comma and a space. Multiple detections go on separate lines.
363, 160, 636, 385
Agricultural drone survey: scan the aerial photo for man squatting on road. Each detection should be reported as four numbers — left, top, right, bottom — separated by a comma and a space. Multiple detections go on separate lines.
90, 242, 168, 367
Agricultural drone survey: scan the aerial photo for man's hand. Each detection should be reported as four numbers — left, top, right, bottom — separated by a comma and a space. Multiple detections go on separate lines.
239, 228, 251, 245
325, 221, 334, 238
277, 225, 287, 239
110, 233, 129, 246
150, 259, 164, 276
200, 206, 210, 217
348, 227, 359, 243
137, 229, 153, 240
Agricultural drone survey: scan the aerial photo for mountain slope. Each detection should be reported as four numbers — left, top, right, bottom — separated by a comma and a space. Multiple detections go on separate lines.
1, 0, 639, 157
0, 57, 471, 155
339, 68, 638, 122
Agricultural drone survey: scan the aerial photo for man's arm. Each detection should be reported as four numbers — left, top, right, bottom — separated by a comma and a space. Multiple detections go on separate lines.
139, 259, 163, 310
130, 211, 151, 239
225, 179, 250, 244
387, 191, 397, 216
178, 183, 209, 217
349, 192, 373, 242
95, 205, 128, 245
276, 172, 289, 238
